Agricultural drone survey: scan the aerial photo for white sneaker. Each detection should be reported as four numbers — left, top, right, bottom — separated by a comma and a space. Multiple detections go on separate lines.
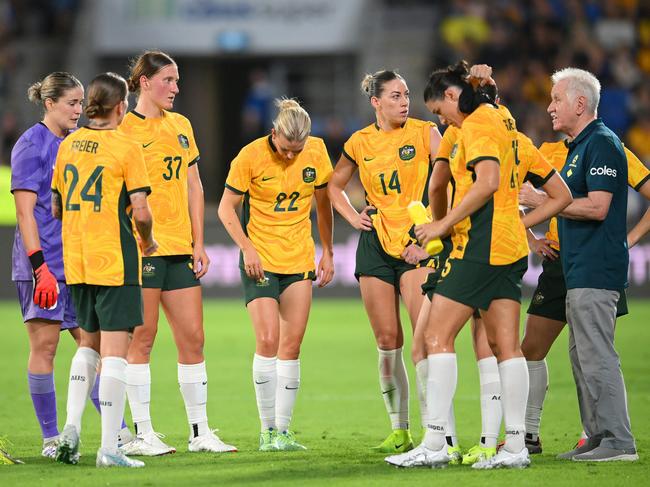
42, 436, 58, 459
188, 429, 237, 453
120, 431, 176, 456
96, 447, 145, 468
117, 427, 134, 448
55, 424, 80, 465
385, 443, 449, 468
473, 447, 530, 469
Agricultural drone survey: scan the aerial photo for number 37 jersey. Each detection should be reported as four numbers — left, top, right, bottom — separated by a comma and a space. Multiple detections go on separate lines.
52, 127, 151, 286
119, 110, 200, 256
225, 135, 333, 274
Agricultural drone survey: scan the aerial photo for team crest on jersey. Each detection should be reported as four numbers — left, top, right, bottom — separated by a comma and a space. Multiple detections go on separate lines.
533, 292, 544, 305
569, 154, 579, 167
142, 263, 156, 277
399, 145, 416, 161
303, 167, 316, 183
178, 134, 190, 149
450, 143, 458, 160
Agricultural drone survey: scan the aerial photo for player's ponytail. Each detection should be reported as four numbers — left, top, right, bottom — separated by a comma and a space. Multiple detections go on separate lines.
360, 70, 404, 99
84, 72, 128, 119
128, 50, 176, 93
424, 60, 497, 114
27, 72, 82, 108
272, 97, 311, 142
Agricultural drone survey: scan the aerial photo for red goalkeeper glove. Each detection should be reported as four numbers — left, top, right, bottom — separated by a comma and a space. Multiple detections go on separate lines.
28, 249, 58, 309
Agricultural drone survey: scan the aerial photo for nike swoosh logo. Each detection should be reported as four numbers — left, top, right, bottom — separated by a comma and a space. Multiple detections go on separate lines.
142, 141, 154, 148
262, 176, 275, 181
202, 381, 207, 385
285, 386, 299, 390
382, 388, 396, 395
364, 156, 376, 161
395, 443, 404, 449
255, 380, 270, 385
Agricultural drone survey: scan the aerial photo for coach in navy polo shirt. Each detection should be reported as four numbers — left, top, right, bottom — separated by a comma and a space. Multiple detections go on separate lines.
547, 68, 637, 462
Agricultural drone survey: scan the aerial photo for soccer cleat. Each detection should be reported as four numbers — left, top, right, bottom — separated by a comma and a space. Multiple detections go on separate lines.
371, 429, 414, 453
259, 429, 278, 452
472, 447, 530, 469
188, 429, 237, 453
55, 425, 80, 465
525, 434, 543, 454
41, 436, 58, 459
385, 443, 449, 468
275, 430, 307, 451
572, 446, 638, 462
575, 437, 587, 449
462, 444, 497, 465
117, 427, 134, 448
0, 437, 24, 465
448, 445, 463, 465
557, 438, 599, 460
96, 447, 145, 468
120, 431, 176, 456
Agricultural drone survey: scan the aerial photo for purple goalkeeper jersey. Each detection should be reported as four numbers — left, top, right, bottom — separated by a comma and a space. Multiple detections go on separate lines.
11, 123, 66, 281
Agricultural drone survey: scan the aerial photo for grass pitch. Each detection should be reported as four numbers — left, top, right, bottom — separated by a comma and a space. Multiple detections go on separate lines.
0, 298, 648, 486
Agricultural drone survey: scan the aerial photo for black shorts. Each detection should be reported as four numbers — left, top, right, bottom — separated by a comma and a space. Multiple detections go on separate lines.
70, 284, 143, 332
241, 269, 316, 305
142, 255, 200, 290
355, 230, 435, 288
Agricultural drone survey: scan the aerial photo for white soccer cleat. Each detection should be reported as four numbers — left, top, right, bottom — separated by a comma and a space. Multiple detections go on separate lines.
120, 431, 176, 456
472, 447, 530, 469
188, 429, 237, 453
55, 424, 80, 465
96, 447, 145, 468
41, 436, 58, 459
385, 443, 449, 468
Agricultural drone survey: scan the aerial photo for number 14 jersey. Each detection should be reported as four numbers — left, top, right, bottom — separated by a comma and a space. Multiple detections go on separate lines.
52, 127, 151, 286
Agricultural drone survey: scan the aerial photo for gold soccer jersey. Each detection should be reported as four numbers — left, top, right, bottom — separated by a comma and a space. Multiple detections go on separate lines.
540, 141, 650, 247
448, 104, 528, 265
225, 135, 333, 274
343, 118, 435, 259
119, 111, 199, 256
52, 127, 151, 286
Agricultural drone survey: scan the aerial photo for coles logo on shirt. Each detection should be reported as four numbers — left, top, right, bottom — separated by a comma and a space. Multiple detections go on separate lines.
590, 165, 617, 177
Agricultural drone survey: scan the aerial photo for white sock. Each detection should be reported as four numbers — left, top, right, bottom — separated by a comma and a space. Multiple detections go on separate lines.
415, 359, 428, 428
276, 359, 300, 432
65, 347, 100, 432
99, 357, 127, 452
423, 353, 456, 451
446, 404, 458, 447
525, 359, 548, 439
378, 347, 409, 430
126, 363, 153, 435
478, 356, 502, 448
499, 357, 528, 453
178, 362, 209, 438
253, 354, 277, 431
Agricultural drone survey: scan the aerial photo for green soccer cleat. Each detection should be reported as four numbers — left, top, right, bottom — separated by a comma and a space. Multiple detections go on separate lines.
56, 424, 80, 465
448, 444, 463, 465
259, 428, 278, 452
462, 444, 497, 465
274, 431, 307, 451
0, 437, 24, 465
371, 429, 414, 454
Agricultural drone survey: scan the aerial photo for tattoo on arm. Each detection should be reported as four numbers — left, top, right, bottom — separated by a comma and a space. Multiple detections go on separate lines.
129, 191, 153, 242
51, 192, 62, 220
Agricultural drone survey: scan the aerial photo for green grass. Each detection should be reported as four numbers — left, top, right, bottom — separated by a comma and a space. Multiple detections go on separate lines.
0, 298, 648, 486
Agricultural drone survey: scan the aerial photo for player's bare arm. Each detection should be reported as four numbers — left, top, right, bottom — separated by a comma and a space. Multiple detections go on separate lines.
51, 191, 63, 221
129, 190, 157, 256
188, 164, 210, 278
314, 187, 334, 287
521, 173, 572, 228
327, 155, 374, 231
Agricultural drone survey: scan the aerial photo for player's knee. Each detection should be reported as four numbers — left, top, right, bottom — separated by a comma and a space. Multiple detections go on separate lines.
521, 339, 545, 361
376, 331, 401, 350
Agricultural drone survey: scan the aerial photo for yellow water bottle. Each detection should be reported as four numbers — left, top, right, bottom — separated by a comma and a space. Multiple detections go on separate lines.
407, 201, 444, 255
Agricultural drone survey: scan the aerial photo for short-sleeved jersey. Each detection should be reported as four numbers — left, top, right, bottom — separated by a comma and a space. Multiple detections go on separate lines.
517, 132, 556, 188
10, 123, 66, 281
448, 104, 528, 265
119, 110, 199, 256
52, 127, 151, 286
225, 135, 332, 274
558, 119, 628, 290
540, 140, 650, 247
342, 118, 435, 259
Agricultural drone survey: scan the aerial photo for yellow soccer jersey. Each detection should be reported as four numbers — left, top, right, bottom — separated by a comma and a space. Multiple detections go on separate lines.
52, 127, 151, 286
119, 110, 199, 256
225, 135, 332, 274
435, 126, 460, 162
448, 104, 528, 265
342, 118, 435, 259
540, 141, 649, 247
518, 132, 556, 187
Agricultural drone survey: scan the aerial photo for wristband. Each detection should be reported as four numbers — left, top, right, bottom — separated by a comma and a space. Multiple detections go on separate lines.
27, 249, 45, 271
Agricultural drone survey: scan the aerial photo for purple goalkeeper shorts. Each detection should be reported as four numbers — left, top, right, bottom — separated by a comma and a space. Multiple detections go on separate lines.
15, 280, 78, 330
